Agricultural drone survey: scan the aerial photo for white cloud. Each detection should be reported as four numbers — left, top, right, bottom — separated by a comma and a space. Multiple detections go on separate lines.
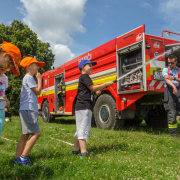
159, 0, 180, 31
141, 2, 151, 8
53, 44, 75, 67
20, 0, 87, 67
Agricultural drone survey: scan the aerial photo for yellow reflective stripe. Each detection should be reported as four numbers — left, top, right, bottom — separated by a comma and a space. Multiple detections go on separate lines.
168, 124, 178, 128
66, 74, 117, 91
58, 91, 65, 93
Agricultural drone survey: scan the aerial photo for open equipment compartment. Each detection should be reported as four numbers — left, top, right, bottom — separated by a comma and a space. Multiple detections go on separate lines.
117, 42, 144, 94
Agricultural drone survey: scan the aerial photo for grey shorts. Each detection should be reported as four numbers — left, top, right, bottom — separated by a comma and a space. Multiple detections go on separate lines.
19, 110, 40, 134
74, 109, 92, 140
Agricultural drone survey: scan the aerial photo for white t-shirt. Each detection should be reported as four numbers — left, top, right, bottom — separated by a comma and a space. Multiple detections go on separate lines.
0, 74, 8, 109
19, 75, 39, 114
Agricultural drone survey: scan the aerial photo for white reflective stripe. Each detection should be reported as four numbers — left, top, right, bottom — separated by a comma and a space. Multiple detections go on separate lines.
156, 81, 164, 89
38, 104, 41, 110
149, 80, 156, 86
150, 60, 165, 69
90, 68, 116, 79
65, 68, 116, 86
41, 85, 55, 93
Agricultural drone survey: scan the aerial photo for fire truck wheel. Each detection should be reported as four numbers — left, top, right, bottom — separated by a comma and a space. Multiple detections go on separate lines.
144, 105, 167, 128
94, 94, 118, 130
42, 100, 54, 122
91, 111, 96, 127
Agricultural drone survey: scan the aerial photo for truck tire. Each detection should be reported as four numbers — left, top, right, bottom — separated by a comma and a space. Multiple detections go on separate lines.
91, 111, 96, 127
144, 105, 167, 128
94, 94, 119, 129
42, 100, 55, 122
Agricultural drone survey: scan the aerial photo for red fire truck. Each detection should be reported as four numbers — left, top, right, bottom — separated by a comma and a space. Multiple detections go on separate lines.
38, 24, 180, 129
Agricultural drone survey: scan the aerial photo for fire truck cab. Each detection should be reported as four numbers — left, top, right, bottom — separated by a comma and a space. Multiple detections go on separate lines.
38, 24, 180, 129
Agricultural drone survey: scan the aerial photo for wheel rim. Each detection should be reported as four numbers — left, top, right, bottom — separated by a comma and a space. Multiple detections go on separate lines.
43, 107, 48, 118
99, 104, 110, 124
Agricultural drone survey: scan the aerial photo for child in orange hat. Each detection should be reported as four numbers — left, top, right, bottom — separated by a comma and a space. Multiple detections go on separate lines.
12, 57, 45, 167
0, 41, 21, 75
0, 41, 21, 139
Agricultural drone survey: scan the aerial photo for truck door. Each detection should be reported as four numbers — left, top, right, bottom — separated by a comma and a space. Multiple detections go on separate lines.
55, 73, 65, 114
116, 25, 146, 94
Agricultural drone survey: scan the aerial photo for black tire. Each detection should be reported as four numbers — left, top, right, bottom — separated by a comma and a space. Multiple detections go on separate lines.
94, 94, 119, 129
42, 100, 54, 122
124, 114, 143, 126
91, 111, 96, 127
145, 105, 167, 128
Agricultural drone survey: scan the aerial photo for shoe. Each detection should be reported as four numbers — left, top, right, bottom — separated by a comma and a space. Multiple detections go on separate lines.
72, 149, 80, 155
20, 158, 32, 167
80, 151, 93, 159
12, 157, 21, 165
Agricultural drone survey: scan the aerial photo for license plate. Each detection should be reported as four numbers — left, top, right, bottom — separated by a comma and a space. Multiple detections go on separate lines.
153, 71, 164, 80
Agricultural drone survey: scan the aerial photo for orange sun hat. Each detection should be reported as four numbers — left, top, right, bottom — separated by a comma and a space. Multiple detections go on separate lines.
0, 41, 21, 75
20, 57, 45, 69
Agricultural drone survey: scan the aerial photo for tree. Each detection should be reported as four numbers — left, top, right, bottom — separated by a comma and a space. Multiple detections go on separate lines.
0, 20, 55, 115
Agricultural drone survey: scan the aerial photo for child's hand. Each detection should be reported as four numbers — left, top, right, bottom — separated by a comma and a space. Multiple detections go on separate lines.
5, 99, 10, 107
36, 72, 42, 81
105, 81, 114, 87
95, 90, 101, 96
39, 111, 44, 116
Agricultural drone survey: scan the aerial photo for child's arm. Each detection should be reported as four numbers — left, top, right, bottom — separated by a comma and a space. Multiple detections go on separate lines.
32, 72, 42, 95
4, 95, 10, 107
88, 81, 114, 92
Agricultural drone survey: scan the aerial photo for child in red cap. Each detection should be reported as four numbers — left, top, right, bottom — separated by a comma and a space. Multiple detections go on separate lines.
12, 57, 45, 167
0, 41, 21, 139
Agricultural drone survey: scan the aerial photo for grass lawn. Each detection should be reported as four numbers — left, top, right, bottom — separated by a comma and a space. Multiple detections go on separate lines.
1, 116, 180, 180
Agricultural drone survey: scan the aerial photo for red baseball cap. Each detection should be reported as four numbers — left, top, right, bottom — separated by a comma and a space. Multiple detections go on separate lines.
0, 41, 21, 75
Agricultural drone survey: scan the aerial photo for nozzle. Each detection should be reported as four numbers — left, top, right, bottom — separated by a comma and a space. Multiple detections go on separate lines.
113, 79, 117, 83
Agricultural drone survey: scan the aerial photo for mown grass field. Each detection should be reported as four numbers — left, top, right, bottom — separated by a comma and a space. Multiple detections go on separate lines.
1, 116, 180, 180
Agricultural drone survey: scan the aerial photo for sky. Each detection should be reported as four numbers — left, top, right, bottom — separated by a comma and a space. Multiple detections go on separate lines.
1, 0, 180, 68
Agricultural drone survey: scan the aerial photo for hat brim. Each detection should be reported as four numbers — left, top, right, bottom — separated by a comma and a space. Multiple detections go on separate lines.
11, 58, 20, 75
11, 67, 20, 75
36, 62, 45, 68
91, 62, 97, 66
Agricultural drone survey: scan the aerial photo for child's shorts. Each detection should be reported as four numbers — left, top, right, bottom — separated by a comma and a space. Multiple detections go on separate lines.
74, 109, 92, 140
19, 110, 40, 134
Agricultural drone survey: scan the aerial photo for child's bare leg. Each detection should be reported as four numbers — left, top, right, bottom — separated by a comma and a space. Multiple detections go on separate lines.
15, 134, 30, 158
79, 139, 87, 153
22, 132, 41, 156
73, 137, 79, 151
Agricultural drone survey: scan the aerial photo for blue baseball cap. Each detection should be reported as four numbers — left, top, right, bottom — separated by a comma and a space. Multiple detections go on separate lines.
78, 59, 97, 70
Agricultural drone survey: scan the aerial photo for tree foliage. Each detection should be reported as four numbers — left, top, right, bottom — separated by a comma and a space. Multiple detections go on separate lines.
0, 20, 55, 115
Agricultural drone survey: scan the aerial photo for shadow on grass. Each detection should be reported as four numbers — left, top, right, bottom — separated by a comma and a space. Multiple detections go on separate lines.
49, 116, 180, 136
4, 149, 66, 180
3, 163, 55, 180
53, 119, 76, 125
88, 142, 129, 154
51, 116, 76, 125
115, 122, 171, 135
